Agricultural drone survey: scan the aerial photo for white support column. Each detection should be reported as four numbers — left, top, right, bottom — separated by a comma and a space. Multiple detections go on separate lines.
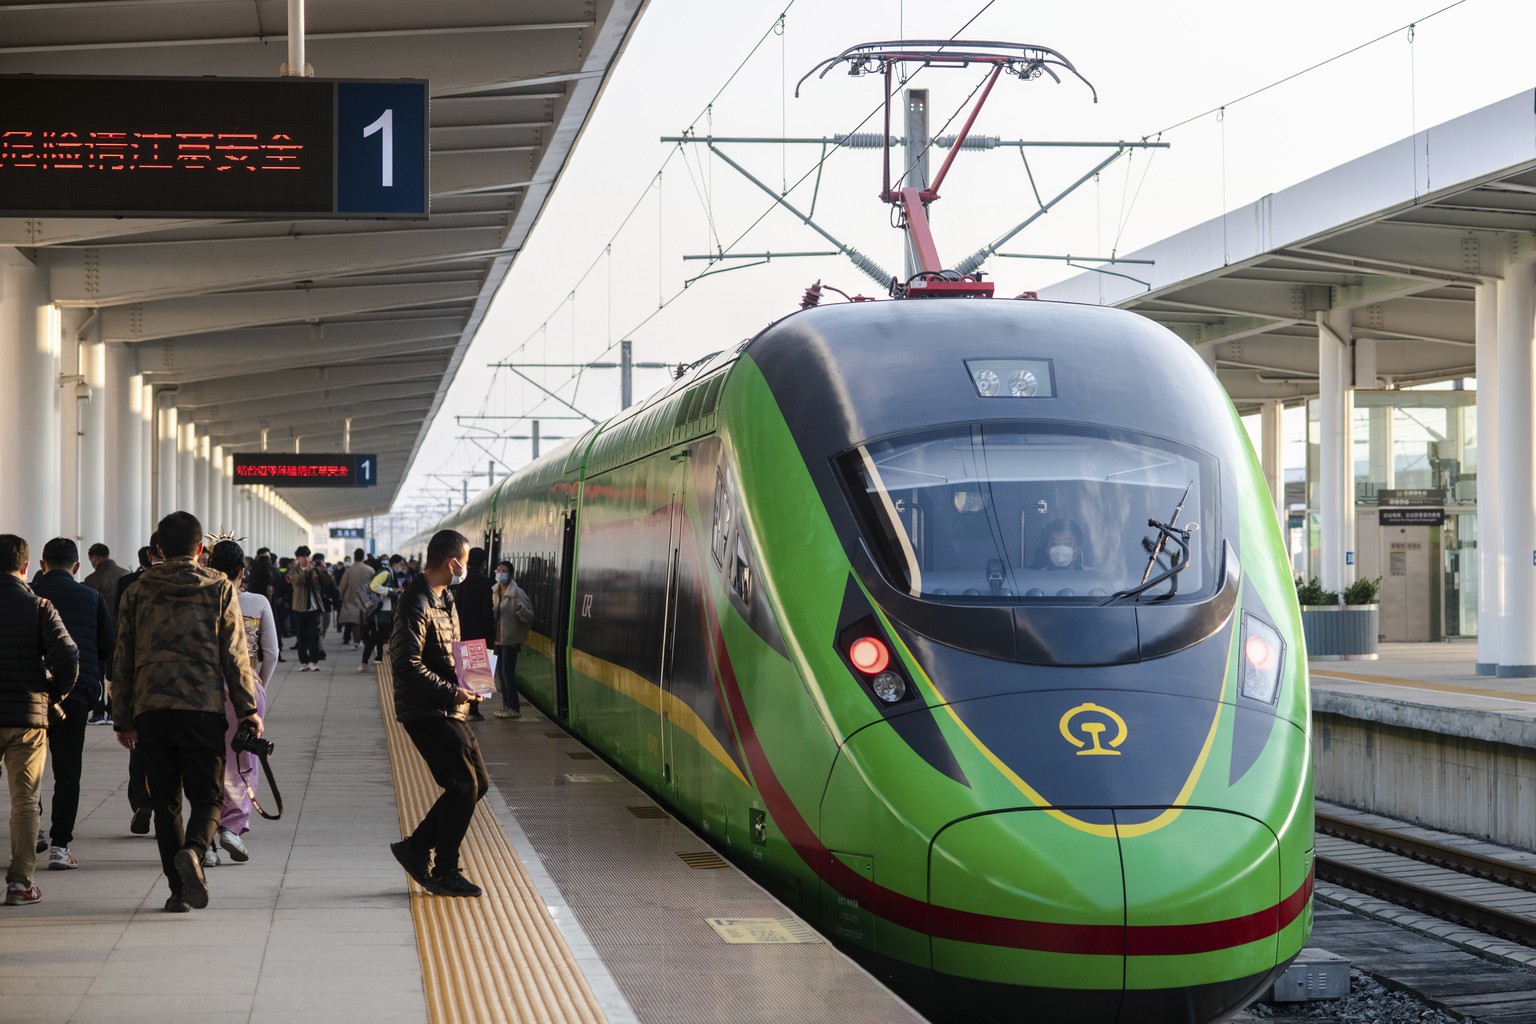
1259, 400, 1285, 531
0, 251, 62, 549
209, 444, 225, 537
1317, 309, 1356, 595
177, 421, 197, 514
194, 433, 212, 528
78, 330, 106, 548
154, 390, 178, 523
1477, 280, 1503, 674
104, 345, 143, 558
1496, 262, 1536, 676
141, 381, 154, 533
59, 314, 83, 543
1367, 406, 1394, 494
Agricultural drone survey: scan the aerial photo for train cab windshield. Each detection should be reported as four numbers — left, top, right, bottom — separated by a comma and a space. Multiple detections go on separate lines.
843, 423, 1219, 605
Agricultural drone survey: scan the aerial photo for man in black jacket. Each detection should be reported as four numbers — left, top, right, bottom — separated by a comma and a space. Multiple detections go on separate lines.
32, 538, 112, 871
388, 529, 488, 897
0, 534, 79, 906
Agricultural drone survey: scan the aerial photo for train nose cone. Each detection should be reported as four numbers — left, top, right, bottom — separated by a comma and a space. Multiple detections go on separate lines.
929, 809, 1125, 1024
1118, 809, 1289, 1022
929, 809, 1292, 1024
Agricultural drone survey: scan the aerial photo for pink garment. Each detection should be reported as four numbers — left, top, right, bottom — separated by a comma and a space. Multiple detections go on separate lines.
220, 681, 268, 835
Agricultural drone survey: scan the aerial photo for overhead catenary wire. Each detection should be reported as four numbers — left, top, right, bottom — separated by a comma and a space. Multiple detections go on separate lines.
1113, 0, 1467, 262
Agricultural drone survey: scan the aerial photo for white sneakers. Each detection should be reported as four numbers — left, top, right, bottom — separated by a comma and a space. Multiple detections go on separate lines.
203, 844, 220, 868
218, 828, 249, 863
47, 846, 79, 870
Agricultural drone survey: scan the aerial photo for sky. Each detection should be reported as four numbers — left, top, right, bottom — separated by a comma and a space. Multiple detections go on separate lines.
369, 0, 1536, 546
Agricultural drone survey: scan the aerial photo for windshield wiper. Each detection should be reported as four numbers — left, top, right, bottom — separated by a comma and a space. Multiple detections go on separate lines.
1101, 482, 1195, 606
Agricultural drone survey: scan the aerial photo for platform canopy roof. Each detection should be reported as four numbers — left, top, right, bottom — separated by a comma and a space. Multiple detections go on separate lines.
1040, 89, 1536, 415
0, 0, 647, 523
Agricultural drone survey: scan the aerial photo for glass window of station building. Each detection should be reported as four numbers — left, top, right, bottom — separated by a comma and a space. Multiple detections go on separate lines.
1248, 384, 1477, 643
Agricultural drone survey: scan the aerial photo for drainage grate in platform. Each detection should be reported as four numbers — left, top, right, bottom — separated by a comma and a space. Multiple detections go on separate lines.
627, 805, 668, 819
706, 917, 821, 944
677, 851, 729, 870
562, 773, 620, 783
565, 751, 597, 760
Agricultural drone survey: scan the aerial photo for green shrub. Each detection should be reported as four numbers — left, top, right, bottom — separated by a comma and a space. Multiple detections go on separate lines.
1295, 575, 1338, 606
1343, 576, 1382, 605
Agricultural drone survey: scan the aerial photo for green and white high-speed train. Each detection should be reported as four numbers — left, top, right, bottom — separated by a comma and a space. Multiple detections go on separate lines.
407, 297, 1313, 1023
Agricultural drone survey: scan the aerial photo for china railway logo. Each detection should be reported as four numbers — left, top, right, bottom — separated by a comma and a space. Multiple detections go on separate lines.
1059, 702, 1128, 756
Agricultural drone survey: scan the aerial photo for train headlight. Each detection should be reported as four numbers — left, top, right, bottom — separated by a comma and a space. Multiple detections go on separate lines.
870, 671, 907, 703
1239, 614, 1284, 704
849, 637, 890, 675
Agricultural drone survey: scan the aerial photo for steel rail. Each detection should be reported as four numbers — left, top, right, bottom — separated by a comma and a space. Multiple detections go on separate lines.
1314, 855, 1536, 946
1317, 813, 1536, 892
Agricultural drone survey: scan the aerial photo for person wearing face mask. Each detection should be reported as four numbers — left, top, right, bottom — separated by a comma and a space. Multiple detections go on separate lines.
1031, 519, 1092, 571
489, 562, 533, 720
388, 529, 488, 898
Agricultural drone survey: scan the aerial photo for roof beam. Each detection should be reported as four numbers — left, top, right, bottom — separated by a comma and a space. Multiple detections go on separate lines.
49, 227, 507, 306
135, 318, 464, 382
99, 282, 480, 342
175, 359, 447, 408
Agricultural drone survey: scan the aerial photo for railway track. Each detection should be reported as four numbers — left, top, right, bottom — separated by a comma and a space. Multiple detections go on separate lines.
1315, 811, 1536, 946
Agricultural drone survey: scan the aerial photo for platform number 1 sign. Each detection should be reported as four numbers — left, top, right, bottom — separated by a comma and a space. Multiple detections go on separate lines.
337, 82, 427, 216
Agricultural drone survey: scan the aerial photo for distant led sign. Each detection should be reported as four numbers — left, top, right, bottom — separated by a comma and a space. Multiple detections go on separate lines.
232, 454, 378, 488
0, 75, 427, 218
330, 527, 367, 539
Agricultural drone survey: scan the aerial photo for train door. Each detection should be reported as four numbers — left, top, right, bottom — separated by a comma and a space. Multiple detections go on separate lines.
657, 460, 687, 801
552, 511, 577, 722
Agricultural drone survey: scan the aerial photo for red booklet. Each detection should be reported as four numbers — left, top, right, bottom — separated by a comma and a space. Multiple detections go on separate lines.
451, 639, 495, 699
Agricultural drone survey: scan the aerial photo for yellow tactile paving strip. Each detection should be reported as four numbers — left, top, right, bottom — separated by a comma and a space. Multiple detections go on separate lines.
376, 663, 609, 1024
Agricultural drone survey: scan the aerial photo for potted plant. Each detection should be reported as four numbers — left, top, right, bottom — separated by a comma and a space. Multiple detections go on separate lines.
1296, 575, 1380, 661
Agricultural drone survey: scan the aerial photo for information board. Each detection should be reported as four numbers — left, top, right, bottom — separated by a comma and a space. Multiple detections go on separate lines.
0, 75, 428, 218
329, 527, 367, 539
1377, 488, 1446, 507
232, 453, 378, 488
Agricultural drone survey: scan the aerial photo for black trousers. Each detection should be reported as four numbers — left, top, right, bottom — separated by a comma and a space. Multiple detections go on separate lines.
400, 716, 489, 877
293, 610, 322, 665
46, 699, 89, 847
126, 743, 149, 813
361, 615, 389, 664
135, 709, 226, 896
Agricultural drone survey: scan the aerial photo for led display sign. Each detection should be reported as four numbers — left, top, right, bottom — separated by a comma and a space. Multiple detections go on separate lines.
232, 453, 378, 488
0, 75, 427, 218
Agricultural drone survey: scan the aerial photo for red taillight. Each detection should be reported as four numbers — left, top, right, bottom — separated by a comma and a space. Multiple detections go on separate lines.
1245, 634, 1277, 672
849, 637, 890, 675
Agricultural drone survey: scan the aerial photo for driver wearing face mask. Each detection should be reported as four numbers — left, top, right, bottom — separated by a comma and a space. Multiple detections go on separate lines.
1031, 519, 1091, 571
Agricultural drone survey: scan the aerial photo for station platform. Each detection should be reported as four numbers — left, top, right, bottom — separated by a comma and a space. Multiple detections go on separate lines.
0, 631, 921, 1024
1308, 639, 1536, 856
1309, 640, 1536, 745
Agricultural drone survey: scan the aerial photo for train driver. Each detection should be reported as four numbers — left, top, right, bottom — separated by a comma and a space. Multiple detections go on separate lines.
1031, 519, 1092, 571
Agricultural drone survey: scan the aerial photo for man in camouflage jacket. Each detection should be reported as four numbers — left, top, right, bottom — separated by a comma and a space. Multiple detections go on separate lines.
113, 511, 262, 913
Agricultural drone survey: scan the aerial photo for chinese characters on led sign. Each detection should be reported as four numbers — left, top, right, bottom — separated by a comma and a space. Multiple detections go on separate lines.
231, 454, 378, 488
0, 76, 427, 218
